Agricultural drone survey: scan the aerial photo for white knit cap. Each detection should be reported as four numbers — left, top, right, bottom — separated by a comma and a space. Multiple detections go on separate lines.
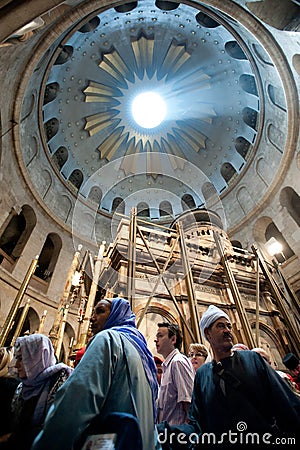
200, 305, 230, 340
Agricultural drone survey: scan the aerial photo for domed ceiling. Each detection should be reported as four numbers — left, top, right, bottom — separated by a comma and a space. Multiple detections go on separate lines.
18, 0, 291, 236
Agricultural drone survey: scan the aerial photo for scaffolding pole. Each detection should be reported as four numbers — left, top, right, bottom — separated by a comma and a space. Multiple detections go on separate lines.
10, 298, 30, 346
0, 255, 39, 346
177, 222, 201, 343
214, 231, 255, 349
251, 244, 300, 354
127, 208, 137, 309
77, 241, 106, 348
49, 245, 82, 353
136, 224, 196, 341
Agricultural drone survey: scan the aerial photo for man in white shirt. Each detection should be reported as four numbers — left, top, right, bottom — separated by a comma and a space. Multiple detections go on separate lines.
155, 322, 194, 425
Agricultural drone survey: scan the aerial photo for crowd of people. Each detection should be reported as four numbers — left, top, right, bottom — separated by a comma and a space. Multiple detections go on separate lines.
0, 299, 299, 450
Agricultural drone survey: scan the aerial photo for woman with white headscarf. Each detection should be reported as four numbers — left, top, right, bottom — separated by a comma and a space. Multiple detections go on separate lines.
1, 334, 72, 450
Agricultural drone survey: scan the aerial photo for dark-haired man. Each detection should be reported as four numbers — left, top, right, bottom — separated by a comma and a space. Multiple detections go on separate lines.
155, 322, 194, 425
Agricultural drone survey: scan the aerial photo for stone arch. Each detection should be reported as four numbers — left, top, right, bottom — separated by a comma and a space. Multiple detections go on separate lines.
69, 169, 83, 190
112, 197, 125, 214
181, 194, 196, 211
137, 202, 150, 217
0, 205, 37, 262
235, 136, 251, 159
220, 162, 237, 184
250, 321, 285, 369
239, 74, 258, 96
43, 82, 59, 105
242, 106, 258, 131
279, 186, 300, 227
267, 84, 286, 112
136, 303, 179, 355
159, 200, 173, 217
52, 146, 68, 170
195, 11, 220, 28
256, 156, 273, 186
292, 54, 300, 76
34, 232, 62, 282
236, 186, 256, 214
88, 186, 102, 206
114, 2, 137, 13
54, 45, 73, 65
78, 16, 100, 32
2, 305, 39, 346
225, 41, 247, 60
265, 221, 294, 262
44, 117, 59, 142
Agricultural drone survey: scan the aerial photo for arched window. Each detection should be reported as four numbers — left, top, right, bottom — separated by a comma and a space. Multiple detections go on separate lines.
137, 202, 150, 217
44, 118, 59, 142
52, 146, 68, 170
242, 107, 258, 131
239, 74, 258, 96
115, 2, 137, 13
34, 233, 62, 282
88, 186, 102, 205
43, 82, 59, 105
267, 84, 286, 112
231, 240, 243, 251
221, 162, 237, 183
69, 169, 83, 190
225, 41, 247, 60
195, 11, 220, 28
78, 16, 100, 32
0, 205, 36, 262
279, 186, 300, 227
235, 136, 251, 159
159, 201, 173, 217
112, 197, 125, 214
181, 194, 196, 211
54, 45, 73, 65
265, 222, 294, 263
155, 1, 179, 12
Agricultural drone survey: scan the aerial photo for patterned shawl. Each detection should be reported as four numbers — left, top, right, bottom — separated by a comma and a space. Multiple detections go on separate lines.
15, 333, 73, 425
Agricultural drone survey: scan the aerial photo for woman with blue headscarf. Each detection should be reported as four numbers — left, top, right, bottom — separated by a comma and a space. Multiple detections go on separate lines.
32, 297, 159, 450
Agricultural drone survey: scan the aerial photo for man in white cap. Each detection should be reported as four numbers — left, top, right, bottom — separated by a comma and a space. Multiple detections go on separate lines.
157, 304, 300, 449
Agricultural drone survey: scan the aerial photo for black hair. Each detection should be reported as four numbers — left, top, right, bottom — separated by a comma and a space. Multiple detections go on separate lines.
157, 322, 183, 350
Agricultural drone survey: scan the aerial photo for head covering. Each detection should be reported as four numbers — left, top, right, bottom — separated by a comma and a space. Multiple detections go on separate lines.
15, 333, 73, 425
101, 297, 158, 420
200, 304, 230, 340
282, 353, 299, 371
232, 343, 249, 351
0, 346, 14, 377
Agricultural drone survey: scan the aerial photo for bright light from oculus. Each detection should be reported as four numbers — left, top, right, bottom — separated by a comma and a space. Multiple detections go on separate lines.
265, 237, 283, 256
131, 92, 167, 128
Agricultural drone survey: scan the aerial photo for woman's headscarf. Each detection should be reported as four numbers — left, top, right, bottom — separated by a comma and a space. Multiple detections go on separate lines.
103, 297, 158, 419
15, 333, 73, 425
0, 346, 14, 377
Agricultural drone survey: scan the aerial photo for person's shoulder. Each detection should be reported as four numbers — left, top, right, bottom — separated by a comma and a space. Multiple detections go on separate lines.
88, 329, 124, 352
196, 361, 213, 376
234, 349, 265, 368
172, 351, 189, 363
